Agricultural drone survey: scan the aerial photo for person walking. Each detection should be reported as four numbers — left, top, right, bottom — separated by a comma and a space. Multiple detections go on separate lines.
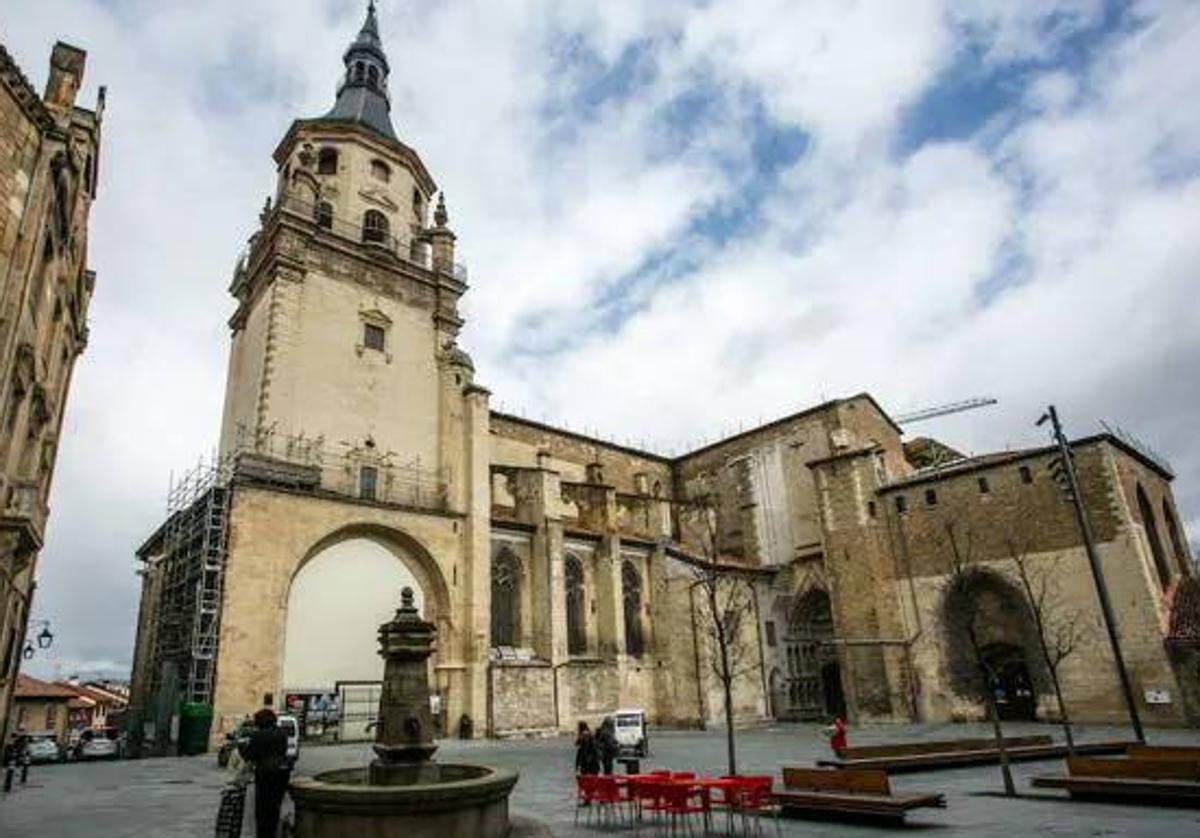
574, 721, 600, 777
596, 717, 619, 775
825, 714, 848, 758
239, 708, 291, 837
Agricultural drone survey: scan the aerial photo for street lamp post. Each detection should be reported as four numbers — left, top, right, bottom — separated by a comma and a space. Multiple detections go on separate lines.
1038, 405, 1145, 743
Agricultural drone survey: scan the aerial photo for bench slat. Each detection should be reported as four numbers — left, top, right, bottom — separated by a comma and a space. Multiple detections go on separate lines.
782, 766, 890, 796
1068, 756, 1200, 781
1126, 745, 1200, 762
774, 789, 945, 811
819, 739, 1131, 773
1032, 775, 1200, 804
838, 735, 1051, 760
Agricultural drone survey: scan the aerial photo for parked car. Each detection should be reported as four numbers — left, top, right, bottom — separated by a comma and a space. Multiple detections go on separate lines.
77, 728, 119, 760
278, 714, 300, 768
24, 733, 62, 764
614, 708, 648, 757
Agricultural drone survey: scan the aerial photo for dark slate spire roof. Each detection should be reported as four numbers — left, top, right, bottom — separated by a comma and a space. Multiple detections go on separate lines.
322, 1, 397, 140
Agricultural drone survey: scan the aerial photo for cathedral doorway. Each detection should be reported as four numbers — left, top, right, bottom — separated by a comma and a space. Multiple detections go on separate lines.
982, 642, 1037, 721
821, 661, 847, 719
281, 536, 425, 704
783, 589, 843, 720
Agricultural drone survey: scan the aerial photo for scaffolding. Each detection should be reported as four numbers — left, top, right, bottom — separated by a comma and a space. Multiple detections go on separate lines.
139, 432, 447, 713
148, 456, 233, 707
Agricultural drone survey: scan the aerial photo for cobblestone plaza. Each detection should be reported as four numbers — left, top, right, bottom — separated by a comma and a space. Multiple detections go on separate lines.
2, 723, 1199, 837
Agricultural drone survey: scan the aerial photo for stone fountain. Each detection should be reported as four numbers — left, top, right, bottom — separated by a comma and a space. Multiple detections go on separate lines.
289, 587, 519, 838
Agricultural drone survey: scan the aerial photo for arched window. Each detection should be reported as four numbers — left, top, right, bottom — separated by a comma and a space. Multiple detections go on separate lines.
1137, 484, 1171, 589
317, 147, 338, 175
565, 555, 586, 655
491, 549, 521, 647
367, 65, 379, 89
1163, 499, 1191, 576
622, 560, 644, 657
371, 160, 391, 182
314, 201, 333, 230
354, 62, 365, 82
362, 209, 389, 244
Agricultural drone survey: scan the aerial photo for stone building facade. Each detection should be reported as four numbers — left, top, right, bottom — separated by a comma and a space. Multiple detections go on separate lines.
128, 7, 1197, 750
0, 41, 102, 748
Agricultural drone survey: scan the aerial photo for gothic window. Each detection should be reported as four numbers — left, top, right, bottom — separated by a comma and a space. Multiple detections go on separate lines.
367, 65, 380, 89
317, 148, 338, 175
371, 160, 391, 182
354, 62, 365, 82
622, 560, 644, 657
359, 465, 378, 501
565, 555, 586, 656
1019, 465, 1033, 484
362, 210, 389, 244
1137, 484, 1172, 588
363, 322, 385, 352
491, 549, 521, 647
412, 188, 423, 218
314, 201, 333, 229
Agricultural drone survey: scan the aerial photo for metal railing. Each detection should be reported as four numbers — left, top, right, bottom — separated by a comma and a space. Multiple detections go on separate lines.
230, 430, 449, 513
271, 194, 468, 282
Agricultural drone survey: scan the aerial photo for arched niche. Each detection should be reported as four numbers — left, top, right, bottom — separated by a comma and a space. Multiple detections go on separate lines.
281, 525, 450, 693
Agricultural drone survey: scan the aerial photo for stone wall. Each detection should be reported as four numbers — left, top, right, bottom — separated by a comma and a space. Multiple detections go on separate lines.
489, 661, 555, 736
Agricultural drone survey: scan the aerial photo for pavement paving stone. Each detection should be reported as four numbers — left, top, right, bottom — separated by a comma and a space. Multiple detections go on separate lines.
1, 722, 1198, 837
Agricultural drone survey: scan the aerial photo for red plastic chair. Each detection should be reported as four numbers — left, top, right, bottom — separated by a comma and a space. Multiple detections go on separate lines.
659, 780, 706, 835
730, 776, 775, 836
628, 775, 669, 827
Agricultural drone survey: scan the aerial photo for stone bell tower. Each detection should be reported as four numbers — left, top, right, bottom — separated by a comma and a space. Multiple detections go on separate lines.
217, 0, 475, 479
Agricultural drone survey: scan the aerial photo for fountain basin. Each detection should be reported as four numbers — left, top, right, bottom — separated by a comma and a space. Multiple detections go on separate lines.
290, 763, 520, 838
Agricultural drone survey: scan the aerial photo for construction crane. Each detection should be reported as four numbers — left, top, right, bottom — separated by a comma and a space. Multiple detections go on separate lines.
893, 397, 998, 425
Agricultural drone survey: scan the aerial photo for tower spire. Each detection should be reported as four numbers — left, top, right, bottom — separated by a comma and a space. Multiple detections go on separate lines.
321, 0, 397, 140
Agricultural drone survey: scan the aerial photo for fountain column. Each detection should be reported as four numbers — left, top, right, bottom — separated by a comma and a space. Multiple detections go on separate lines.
370, 586, 438, 783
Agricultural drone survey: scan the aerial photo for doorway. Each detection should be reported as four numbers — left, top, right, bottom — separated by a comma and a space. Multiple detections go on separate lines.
983, 643, 1036, 721
821, 661, 847, 718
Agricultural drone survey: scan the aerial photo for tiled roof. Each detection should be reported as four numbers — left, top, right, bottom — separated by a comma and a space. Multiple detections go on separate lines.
14, 674, 77, 699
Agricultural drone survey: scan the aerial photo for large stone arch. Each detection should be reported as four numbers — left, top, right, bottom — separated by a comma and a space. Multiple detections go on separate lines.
940, 567, 1044, 720
280, 523, 452, 693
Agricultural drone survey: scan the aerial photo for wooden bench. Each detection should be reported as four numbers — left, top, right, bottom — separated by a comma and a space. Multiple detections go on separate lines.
818, 736, 1131, 773
1126, 745, 1200, 762
772, 767, 945, 824
1032, 756, 1200, 806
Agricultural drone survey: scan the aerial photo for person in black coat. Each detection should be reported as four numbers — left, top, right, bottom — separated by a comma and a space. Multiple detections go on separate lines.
595, 717, 619, 775
238, 708, 290, 837
574, 721, 600, 776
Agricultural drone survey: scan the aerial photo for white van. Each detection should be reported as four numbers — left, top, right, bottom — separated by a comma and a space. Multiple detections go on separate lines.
277, 714, 300, 768
613, 708, 648, 757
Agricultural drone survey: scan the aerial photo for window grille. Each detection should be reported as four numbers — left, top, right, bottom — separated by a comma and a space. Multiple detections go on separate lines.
622, 560, 644, 656
491, 549, 521, 647
565, 555, 586, 655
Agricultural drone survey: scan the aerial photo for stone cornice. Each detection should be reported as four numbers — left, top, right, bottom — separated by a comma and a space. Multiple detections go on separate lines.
0, 43, 55, 134
273, 118, 437, 196
229, 206, 463, 331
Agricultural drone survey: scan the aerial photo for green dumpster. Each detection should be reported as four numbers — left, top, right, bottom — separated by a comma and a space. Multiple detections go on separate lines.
177, 703, 214, 756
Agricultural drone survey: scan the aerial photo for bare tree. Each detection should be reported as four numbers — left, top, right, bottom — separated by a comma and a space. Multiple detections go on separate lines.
1005, 538, 1085, 754
941, 522, 1016, 796
682, 494, 762, 777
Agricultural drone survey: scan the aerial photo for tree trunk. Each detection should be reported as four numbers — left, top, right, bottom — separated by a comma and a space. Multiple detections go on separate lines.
1048, 668, 1075, 755
982, 677, 1016, 796
724, 676, 737, 777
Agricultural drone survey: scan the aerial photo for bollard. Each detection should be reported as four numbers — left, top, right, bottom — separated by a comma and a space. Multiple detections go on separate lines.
3, 765, 13, 793
20, 761, 28, 784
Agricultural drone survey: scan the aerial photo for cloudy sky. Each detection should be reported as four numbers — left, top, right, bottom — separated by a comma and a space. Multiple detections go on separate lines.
7, 0, 1199, 678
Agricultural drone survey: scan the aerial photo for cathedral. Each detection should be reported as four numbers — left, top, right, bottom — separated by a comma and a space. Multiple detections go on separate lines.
128, 5, 1199, 752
